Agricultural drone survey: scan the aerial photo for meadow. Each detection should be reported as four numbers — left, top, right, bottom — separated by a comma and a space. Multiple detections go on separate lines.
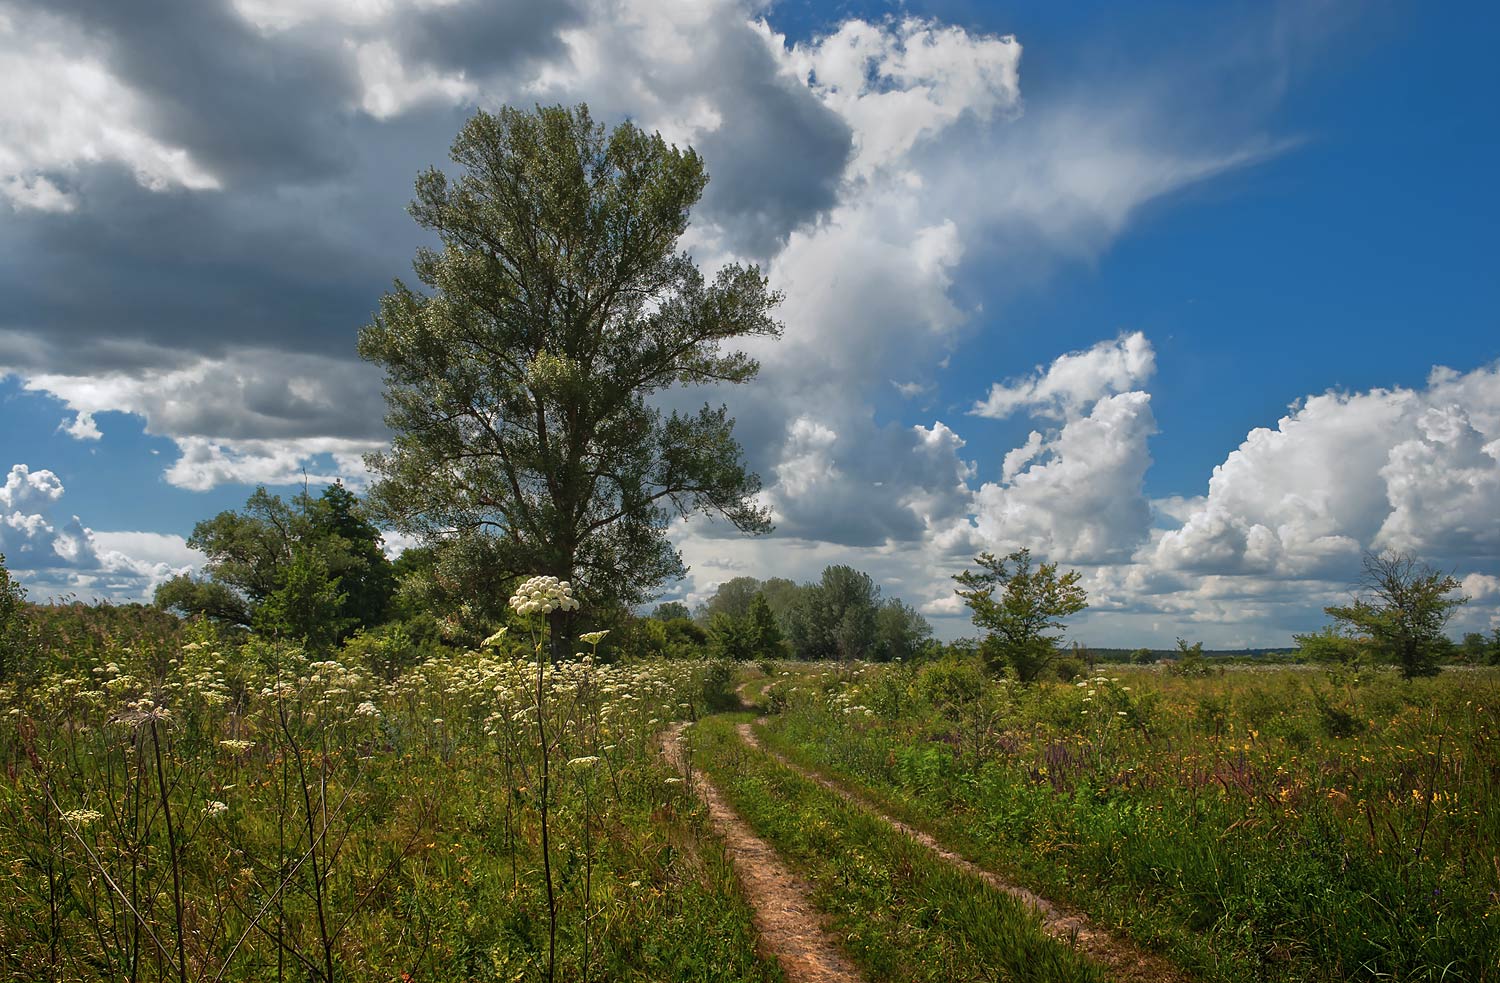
744, 659, 1500, 981
0, 609, 774, 982
4, 603, 1498, 982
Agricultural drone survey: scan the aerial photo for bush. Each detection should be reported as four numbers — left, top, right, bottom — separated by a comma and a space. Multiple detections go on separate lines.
701, 658, 738, 711
1051, 656, 1086, 682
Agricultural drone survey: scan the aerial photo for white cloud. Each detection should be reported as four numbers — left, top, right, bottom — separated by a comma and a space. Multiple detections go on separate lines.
0, 464, 64, 511
351, 39, 477, 119
60, 410, 101, 441
777, 16, 1022, 178
0, 465, 196, 601
972, 391, 1156, 563
0, 5, 220, 211
972, 331, 1155, 420
1152, 363, 1500, 580
7, 348, 387, 491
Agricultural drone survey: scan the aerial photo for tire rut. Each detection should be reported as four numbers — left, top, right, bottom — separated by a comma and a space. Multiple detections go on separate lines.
736, 720, 1194, 983
661, 722, 866, 983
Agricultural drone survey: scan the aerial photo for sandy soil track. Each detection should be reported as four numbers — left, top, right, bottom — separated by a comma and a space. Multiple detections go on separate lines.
661, 722, 865, 983
735, 719, 1193, 983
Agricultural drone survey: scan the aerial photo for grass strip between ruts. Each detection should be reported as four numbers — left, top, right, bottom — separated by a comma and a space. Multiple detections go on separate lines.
687, 714, 1105, 983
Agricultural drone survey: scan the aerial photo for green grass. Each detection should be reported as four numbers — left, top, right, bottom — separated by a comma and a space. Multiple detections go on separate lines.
755, 660, 1500, 983
689, 713, 1104, 983
0, 618, 781, 983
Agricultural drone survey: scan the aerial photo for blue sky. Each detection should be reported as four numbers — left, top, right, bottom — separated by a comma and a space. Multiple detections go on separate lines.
1, 0, 1496, 645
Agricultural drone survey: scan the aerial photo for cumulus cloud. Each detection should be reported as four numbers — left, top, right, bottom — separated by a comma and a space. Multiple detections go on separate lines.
1151, 362, 1500, 580
972, 331, 1155, 420
0, 464, 195, 601
972, 391, 1156, 563
8, 348, 389, 490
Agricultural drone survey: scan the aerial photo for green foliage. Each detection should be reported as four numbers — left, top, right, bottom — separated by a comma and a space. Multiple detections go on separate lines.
786, 565, 880, 661
650, 601, 692, 621
695, 576, 761, 623
954, 548, 1088, 682
707, 612, 757, 662
0, 553, 29, 681
1323, 550, 1468, 679
746, 594, 785, 658
1293, 624, 1369, 665
700, 658, 738, 710
1166, 636, 1211, 677
357, 103, 781, 655
153, 573, 251, 625
163, 484, 395, 648
760, 663, 1500, 983
872, 598, 932, 662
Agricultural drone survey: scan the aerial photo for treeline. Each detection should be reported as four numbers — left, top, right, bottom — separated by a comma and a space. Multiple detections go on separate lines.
617, 568, 935, 664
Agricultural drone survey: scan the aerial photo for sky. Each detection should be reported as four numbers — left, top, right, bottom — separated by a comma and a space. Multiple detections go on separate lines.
1, 0, 1497, 647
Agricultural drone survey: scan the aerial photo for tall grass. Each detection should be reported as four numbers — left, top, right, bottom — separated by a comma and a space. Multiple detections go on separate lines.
0, 618, 777, 982
756, 660, 1500, 982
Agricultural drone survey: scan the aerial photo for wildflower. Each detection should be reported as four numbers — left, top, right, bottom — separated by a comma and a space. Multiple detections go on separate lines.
203, 801, 228, 817
355, 701, 380, 717
219, 739, 254, 753
508, 575, 580, 616
579, 630, 609, 645
482, 628, 509, 648
62, 808, 103, 827
567, 756, 600, 769
664, 777, 683, 785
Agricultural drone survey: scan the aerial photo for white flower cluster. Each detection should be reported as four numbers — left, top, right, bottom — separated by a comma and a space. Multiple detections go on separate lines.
508, 575, 580, 616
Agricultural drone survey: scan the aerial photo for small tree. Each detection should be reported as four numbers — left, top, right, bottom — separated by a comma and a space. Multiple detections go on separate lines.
953, 548, 1088, 682
1323, 549, 1468, 679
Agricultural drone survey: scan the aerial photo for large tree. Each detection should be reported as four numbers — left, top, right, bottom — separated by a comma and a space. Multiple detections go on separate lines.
1323, 549, 1468, 679
358, 105, 781, 656
954, 548, 1088, 682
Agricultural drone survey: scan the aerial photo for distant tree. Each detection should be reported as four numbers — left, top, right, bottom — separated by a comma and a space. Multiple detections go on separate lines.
695, 576, 761, 624
154, 574, 252, 626
1129, 646, 1154, 665
873, 598, 932, 662
253, 549, 350, 649
1460, 632, 1487, 663
1168, 637, 1210, 677
161, 484, 395, 647
651, 601, 692, 622
307, 482, 396, 629
0, 553, 28, 681
356, 104, 781, 661
1293, 624, 1369, 665
789, 565, 880, 660
708, 612, 757, 662
954, 548, 1088, 682
757, 576, 803, 637
1323, 550, 1468, 679
746, 593, 786, 659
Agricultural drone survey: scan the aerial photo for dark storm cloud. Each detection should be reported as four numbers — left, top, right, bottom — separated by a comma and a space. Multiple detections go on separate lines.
393, 0, 584, 76
29, 0, 357, 184
679, 23, 851, 259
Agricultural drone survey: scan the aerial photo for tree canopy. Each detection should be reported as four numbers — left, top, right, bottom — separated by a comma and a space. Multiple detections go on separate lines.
357, 104, 781, 655
954, 548, 1088, 681
1323, 549, 1468, 678
155, 484, 395, 648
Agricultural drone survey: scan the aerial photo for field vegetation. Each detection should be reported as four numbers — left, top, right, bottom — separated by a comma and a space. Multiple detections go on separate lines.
751, 659, 1500, 981
0, 596, 774, 982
